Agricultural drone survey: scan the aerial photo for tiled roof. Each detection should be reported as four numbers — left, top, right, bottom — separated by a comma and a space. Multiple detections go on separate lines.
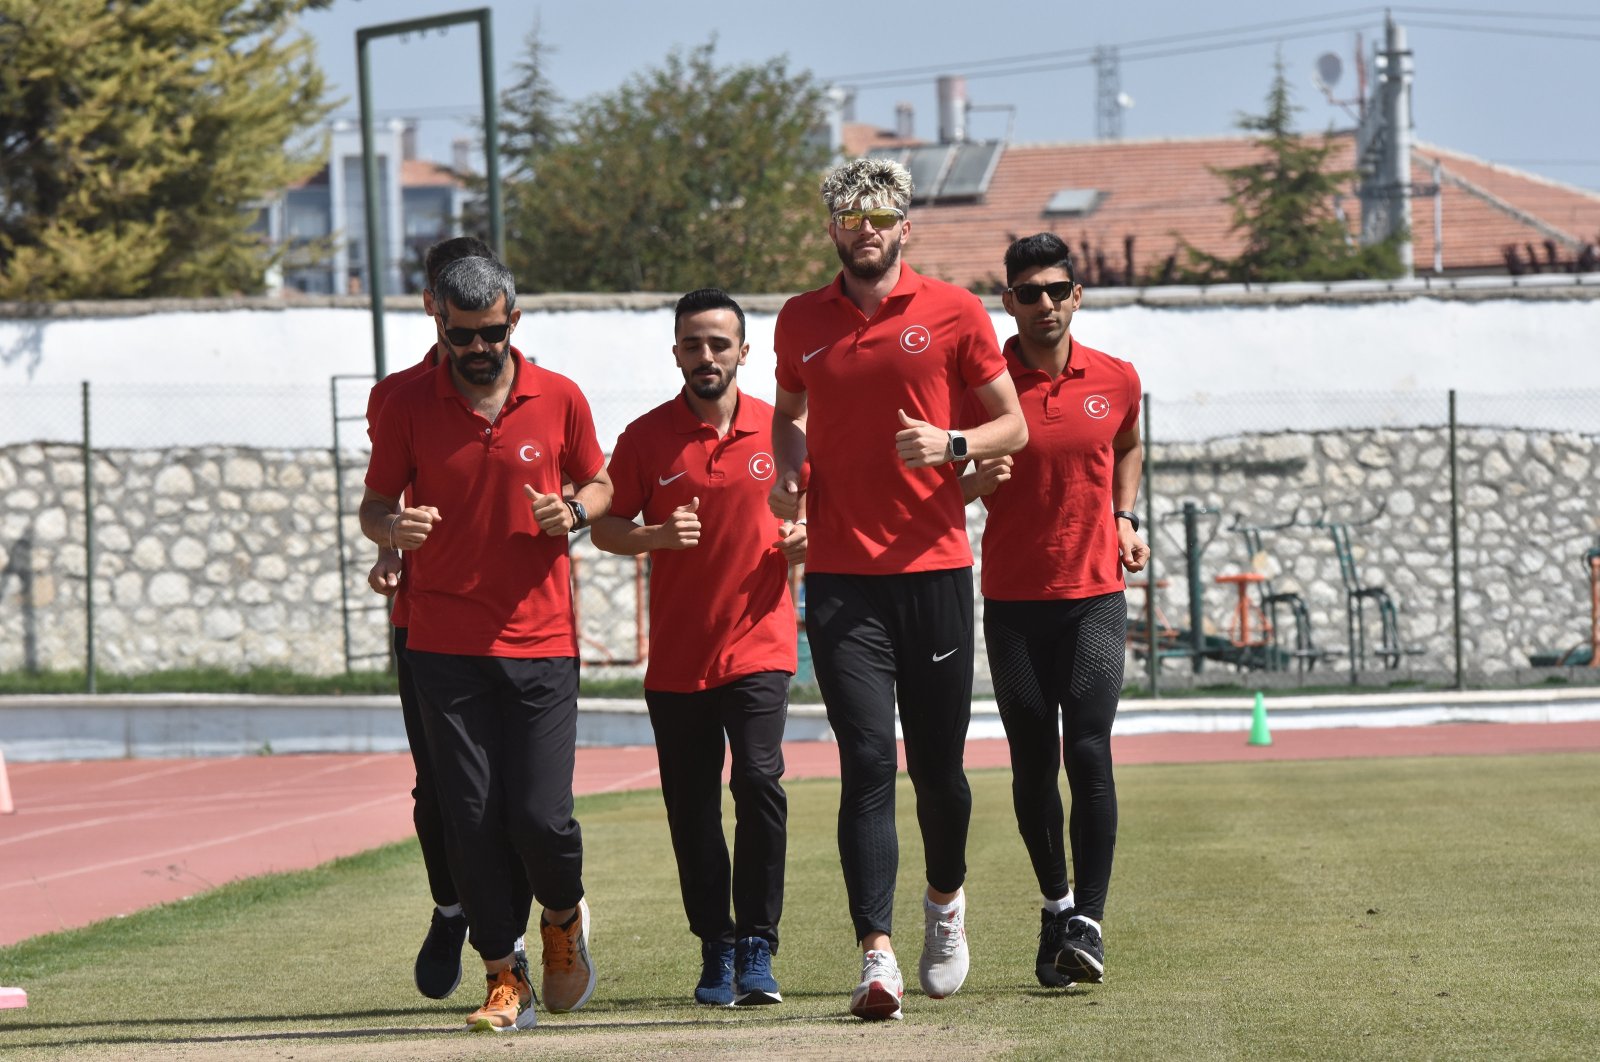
401, 158, 463, 188
889, 133, 1600, 289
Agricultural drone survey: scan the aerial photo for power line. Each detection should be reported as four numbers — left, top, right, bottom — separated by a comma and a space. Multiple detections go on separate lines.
1402, 18, 1600, 40
831, 5, 1600, 90
825, 7, 1387, 85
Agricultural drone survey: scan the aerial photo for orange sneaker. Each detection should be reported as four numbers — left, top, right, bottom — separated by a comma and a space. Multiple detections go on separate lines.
540, 898, 596, 1013
466, 960, 536, 1032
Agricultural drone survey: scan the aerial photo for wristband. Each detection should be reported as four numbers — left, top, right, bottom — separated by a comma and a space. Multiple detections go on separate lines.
1114, 510, 1140, 532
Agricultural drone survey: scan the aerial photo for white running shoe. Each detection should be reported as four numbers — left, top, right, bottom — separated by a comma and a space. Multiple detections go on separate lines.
918, 890, 970, 999
849, 949, 904, 1021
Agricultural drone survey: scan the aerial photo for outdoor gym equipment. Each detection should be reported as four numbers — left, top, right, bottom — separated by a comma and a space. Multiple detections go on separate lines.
1130, 500, 1292, 672
1527, 539, 1600, 668
1231, 510, 1341, 673
1313, 499, 1422, 673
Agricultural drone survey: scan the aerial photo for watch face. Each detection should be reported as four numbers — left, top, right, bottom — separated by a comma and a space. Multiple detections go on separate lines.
951, 436, 968, 459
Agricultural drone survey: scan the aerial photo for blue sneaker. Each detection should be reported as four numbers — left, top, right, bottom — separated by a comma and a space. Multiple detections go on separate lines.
695, 940, 735, 1006
733, 936, 781, 1006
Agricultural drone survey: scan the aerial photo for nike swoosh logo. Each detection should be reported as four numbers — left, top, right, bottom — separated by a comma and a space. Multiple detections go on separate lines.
802, 345, 829, 362
932, 648, 959, 662
658, 471, 688, 485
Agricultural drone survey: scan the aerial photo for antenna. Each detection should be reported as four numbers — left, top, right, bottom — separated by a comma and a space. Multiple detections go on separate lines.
1095, 46, 1123, 140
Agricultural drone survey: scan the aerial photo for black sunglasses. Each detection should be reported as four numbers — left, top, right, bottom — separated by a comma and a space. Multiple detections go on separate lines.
442, 323, 511, 346
1007, 281, 1076, 305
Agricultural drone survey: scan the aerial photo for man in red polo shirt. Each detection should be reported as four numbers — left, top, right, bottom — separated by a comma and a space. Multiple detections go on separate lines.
362, 255, 612, 1032
363, 235, 533, 1004
591, 288, 806, 1009
962, 232, 1148, 992
768, 158, 1027, 1021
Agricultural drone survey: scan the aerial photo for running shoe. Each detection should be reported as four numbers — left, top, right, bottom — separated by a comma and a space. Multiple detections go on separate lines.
465, 960, 537, 1031
1036, 907, 1077, 988
540, 898, 596, 1013
695, 940, 735, 1006
849, 949, 904, 1021
918, 890, 970, 998
415, 907, 469, 1000
733, 937, 781, 1006
1054, 917, 1105, 984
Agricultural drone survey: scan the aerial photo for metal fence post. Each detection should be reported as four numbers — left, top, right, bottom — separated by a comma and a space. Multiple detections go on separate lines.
82, 380, 96, 694
331, 376, 355, 673
1449, 389, 1464, 689
1144, 394, 1158, 696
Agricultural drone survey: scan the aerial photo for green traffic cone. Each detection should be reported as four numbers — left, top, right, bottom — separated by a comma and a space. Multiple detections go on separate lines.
1247, 691, 1272, 746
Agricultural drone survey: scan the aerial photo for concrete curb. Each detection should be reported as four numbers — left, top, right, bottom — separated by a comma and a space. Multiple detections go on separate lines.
4, 688, 1600, 761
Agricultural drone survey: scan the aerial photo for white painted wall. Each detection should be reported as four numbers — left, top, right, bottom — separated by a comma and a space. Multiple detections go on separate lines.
3, 294, 1596, 447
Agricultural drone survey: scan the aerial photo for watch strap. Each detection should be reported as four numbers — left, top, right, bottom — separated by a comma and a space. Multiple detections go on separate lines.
1114, 510, 1140, 532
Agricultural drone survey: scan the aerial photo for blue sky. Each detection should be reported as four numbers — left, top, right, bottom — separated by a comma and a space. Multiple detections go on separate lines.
299, 1, 1600, 193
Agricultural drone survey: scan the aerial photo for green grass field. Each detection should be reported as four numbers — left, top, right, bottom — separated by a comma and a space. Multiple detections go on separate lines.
3, 754, 1597, 1060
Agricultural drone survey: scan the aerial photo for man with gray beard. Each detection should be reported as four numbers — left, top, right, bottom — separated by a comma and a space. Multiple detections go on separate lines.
361, 255, 612, 1032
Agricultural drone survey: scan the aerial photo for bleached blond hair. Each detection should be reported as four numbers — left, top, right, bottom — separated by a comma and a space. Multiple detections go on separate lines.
820, 158, 913, 214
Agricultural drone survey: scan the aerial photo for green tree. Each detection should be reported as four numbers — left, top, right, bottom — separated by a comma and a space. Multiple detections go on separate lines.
0, 0, 334, 300
1179, 56, 1403, 284
500, 40, 832, 293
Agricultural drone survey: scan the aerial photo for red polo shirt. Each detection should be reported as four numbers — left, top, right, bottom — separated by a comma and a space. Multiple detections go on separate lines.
607, 392, 799, 693
364, 346, 440, 629
964, 336, 1141, 600
774, 264, 1005, 575
365, 350, 604, 657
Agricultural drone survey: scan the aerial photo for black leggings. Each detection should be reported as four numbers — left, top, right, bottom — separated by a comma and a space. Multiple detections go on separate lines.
983, 593, 1123, 921
806, 568, 975, 942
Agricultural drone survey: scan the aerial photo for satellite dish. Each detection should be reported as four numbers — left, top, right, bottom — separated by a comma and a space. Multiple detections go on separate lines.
1116, 91, 1135, 109
1314, 52, 1343, 91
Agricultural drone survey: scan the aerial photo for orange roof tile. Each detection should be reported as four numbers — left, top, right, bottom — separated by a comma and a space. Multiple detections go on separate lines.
891, 133, 1600, 289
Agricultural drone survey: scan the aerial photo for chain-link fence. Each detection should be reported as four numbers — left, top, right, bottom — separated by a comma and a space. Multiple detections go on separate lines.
4, 381, 1599, 693
1133, 390, 1600, 692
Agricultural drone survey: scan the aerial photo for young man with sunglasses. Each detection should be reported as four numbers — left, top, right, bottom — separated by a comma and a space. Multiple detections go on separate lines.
961, 232, 1148, 991
591, 288, 806, 1009
363, 236, 535, 1005
769, 158, 1027, 1021
362, 255, 612, 1032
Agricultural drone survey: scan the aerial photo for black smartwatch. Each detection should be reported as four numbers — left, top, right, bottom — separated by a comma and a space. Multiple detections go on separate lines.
566, 499, 588, 532
1114, 510, 1140, 532
945, 430, 969, 463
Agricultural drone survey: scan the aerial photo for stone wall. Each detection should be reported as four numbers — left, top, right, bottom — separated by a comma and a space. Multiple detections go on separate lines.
4, 422, 1598, 677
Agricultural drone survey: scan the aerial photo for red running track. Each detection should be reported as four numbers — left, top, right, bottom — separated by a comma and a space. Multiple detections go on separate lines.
4, 721, 1600, 946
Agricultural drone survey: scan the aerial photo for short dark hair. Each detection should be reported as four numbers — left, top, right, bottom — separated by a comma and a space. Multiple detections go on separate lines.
1004, 232, 1076, 286
424, 236, 495, 291
433, 255, 517, 317
674, 288, 745, 342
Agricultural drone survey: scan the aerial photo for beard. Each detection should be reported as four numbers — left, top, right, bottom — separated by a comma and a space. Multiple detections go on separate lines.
687, 367, 733, 400
836, 231, 903, 281
450, 345, 508, 386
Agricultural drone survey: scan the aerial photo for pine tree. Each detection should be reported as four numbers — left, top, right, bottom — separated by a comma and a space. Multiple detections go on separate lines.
0, 0, 334, 300
1180, 55, 1403, 284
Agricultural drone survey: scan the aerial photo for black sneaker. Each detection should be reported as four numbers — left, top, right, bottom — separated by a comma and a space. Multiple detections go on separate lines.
695, 940, 735, 1006
1054, 917, 1105, 984
416, 907, 470, 999
733, 936, 781, 1006
1035, 908, 1076, 988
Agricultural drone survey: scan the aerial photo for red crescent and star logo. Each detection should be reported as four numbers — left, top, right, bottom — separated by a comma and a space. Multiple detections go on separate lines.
748, 452, 775, 481
1083, 395, 1111, 420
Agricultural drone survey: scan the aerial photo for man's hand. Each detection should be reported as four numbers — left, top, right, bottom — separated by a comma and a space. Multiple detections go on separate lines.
895, 408, 950, 468
1119, 527, 1151, 574
367, 552, 402, 597
774, 519, 807, 567
391, 506, 440, 550
524, 484, 572, 536
656, 497, 702, 550
969, 455, 1014, 497
768, 471, 802, 521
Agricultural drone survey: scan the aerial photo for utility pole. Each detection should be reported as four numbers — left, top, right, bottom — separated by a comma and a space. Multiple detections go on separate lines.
1095, 46, 1122, 140
1357, 13, 1415, 277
